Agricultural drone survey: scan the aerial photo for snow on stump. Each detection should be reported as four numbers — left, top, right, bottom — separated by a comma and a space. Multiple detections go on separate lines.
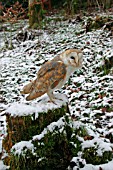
3, 94, 73, 169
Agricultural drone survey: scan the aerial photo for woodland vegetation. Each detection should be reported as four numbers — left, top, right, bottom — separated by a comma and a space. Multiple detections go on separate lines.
0, 0, 113, 27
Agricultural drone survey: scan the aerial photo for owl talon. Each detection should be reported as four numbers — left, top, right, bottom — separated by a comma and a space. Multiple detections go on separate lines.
48, 100, 57, 105
48, 97, 63, 104
56, 98, 63, 101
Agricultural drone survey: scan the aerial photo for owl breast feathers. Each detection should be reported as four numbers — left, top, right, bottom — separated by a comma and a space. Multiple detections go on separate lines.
21, 49, 83, 102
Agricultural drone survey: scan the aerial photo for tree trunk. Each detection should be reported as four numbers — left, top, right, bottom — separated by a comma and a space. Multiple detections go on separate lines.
29, 0, 42, 28
105, 0, 112, 8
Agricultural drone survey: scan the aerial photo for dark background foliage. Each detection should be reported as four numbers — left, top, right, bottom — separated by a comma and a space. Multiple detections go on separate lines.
1, 0, 113, 10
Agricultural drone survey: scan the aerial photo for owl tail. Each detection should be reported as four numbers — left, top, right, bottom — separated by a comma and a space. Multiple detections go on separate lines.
20, 80, 36, 94
26, 89, 45, 101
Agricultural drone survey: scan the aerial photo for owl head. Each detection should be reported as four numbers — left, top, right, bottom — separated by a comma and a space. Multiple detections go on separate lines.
60, 49, 83, 68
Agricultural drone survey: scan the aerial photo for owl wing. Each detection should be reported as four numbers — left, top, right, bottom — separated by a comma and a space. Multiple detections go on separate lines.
37, 60, 66, 89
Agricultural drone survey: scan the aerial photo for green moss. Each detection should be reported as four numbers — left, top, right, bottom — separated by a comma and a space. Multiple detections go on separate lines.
8, 131, 72, 170
9, 149, 37, 170
74, 126, 88, 137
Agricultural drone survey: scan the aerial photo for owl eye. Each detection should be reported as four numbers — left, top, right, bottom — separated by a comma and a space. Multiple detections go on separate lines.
70, 56, 75, 60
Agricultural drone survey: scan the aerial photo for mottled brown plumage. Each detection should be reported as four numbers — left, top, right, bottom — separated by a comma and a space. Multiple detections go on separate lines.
21, 49, 83, 102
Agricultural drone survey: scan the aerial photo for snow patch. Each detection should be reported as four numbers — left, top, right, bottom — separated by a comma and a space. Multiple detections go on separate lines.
11, 141, 34, 156
6, 93, 68, 118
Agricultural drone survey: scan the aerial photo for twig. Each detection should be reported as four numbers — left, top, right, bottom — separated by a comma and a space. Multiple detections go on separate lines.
96, 0, 100, 10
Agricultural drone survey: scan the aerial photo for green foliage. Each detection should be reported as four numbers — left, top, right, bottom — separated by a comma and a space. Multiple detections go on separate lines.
63, 0, 80, 14
34, 131, 71, 169
9, 149, 37, 170
82, 147, 112, 165
1, 0, 113, 17
95, 53, 113, 76
51, 0, 113, 15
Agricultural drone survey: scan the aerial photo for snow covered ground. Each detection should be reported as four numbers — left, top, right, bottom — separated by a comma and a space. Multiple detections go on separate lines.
0, 13, 113, 169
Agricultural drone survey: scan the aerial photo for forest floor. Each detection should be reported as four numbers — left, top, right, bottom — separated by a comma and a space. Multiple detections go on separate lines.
0, 10, 113, 170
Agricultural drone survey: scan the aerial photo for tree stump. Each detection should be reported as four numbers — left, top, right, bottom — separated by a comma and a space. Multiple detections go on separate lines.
3, 94, 74, 170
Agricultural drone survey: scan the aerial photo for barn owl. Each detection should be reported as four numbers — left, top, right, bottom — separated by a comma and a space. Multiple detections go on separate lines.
21, 49, 83, 102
